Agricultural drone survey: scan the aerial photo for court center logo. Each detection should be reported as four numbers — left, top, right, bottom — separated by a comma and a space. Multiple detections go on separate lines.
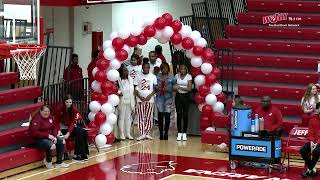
120, 161, 176, 175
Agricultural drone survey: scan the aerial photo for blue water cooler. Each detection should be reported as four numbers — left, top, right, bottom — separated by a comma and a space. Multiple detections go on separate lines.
231, 105, 252, 136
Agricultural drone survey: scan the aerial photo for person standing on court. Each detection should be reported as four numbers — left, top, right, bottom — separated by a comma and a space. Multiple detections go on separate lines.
127, 54, 142, 82
29, 105, 69, 169
149, 51, 162, 75
134, 62, 158, 141
87, 50, 100, 86
174, 64, 192, 141
155, 45, 166, 63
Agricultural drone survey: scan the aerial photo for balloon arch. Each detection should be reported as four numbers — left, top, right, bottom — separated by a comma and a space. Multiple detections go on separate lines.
88, 13, 225, 148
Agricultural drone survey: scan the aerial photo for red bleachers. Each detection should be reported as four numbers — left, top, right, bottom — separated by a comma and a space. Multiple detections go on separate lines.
237, 12, 320, 26
226, 26, 320, 40
0, 127, 33, 148
0, 86, 42, 105
223, 68, 318, 85
216, 38, 320, 55
0, 72, 19, 86
0, 102, 43, 126
247, 0, 320, 13
219, 52, 318, 69
238, 84, 305, 100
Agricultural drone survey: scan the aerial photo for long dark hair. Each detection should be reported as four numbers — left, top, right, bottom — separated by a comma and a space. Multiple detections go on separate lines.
118, 64, 128, 79
62, 94, 74, 122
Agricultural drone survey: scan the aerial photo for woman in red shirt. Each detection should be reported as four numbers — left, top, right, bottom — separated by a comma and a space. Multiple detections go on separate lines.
29, 105, 69, 169
55, 95, 89, 161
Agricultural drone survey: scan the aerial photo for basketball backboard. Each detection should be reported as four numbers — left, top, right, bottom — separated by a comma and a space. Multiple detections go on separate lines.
0, 0, 40, 45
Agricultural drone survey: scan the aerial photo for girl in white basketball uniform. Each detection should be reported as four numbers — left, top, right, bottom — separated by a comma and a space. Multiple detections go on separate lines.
134, 62, 158, 141
127, 54, 142, 81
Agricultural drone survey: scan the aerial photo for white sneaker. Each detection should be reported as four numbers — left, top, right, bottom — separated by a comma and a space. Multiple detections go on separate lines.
146, 135, 153, 140
177, 133, 182, 141
43, 159, 54, 169
55, 162, 70, 168
120, 133, 126, 140
182, 133, 187, 141
137, 135, 145, 141
126, 134, 134, 140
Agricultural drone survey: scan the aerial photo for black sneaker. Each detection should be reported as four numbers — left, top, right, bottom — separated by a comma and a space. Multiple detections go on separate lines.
64, 153, 70, 161
73, 155, 83, 162
82, 154, 89, 161
301, 170, 311, 178
310, 170, 318, 178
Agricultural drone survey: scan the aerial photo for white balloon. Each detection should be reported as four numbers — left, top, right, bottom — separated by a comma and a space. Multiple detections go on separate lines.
118, 29, 130, 39
190, 30, 201, 41
205, 94, 217, 106
162, 26, 174, 38
107, 69, 120, 82
91, 80, 101, 93
108, 94, 120, 106
103, 40, 112, 50
174, 43, 183, 50
198, 103, 205, 112
100, 123, 113, 136
101, 103, 114, 115
103, 48, 115, 60
89, 101, 101, 113
110, 59, 121, 70
110, 31, 118, 40
186, 49, 194, 59
195, 38, 207, 47
123, 45, 132, 55
179, 25, 192, 38
95, 134, 107, 147
88, 112, 96, 121
107, 113, 117, 125
131, 27, 143, 36
143, 16, 155, 27
191, 57, 203, 68
210, 83, 223, 95
213, 101, 224, 113
154, 30, 163, 40
201, 63, 213, 74
92, 67, 99, 77
158, 38, 169, 44
194, 75, 206, 87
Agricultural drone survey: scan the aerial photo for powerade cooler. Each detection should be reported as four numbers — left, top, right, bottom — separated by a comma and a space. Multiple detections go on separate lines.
229, 105, 283, 172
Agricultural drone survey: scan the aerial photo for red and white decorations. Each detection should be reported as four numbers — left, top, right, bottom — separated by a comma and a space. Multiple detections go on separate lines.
88, 13, 224, 148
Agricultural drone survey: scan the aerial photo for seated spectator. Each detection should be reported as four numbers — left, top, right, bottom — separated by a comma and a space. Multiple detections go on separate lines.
29, 105, 69, 169
254, 96, 283, 133
155, 45, 166, 63
300, 102, 320, 178
232, 95, 244, 106
301, 83, 320, 127
55, 95, 89, 162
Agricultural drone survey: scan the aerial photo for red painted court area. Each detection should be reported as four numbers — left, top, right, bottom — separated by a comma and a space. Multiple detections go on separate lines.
50, 153, 308, 180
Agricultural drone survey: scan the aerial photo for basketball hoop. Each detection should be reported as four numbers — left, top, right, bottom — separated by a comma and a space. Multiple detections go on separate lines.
10, 45, 46, 80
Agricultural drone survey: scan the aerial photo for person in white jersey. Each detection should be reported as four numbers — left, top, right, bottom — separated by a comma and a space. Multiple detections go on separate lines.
127, 54, 142, 82
134, 62, 158, 141
174, 64, 192, 141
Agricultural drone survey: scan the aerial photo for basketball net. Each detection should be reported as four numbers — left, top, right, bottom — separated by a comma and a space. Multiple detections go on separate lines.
10, 46, 46, 80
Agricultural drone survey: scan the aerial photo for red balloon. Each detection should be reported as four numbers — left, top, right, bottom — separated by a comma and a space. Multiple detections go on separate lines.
162, 13, 173, 25
200, 115, 211, 131
95, 70, 107, 82
101, 81, 114, 95
193, 46, 204, 56
94, 112, 106, 126
217, 92, 226, 102
125, 35, 139, 47
143, 25, 156, 37
111, 84, 119, 94
154, 17, 167, 30
191, 67, 201, 77
106, 132, 115, 144
202, 104, 213, 116
98, 93, 108, 104
138, 34, 147, 45
88, 121, 97, 129
170, 33, 182, 45
205, 73, 217, 85
182, 37, 194, 50
112, 37, 125, 50
115, 49, 128, 61
171, 20, 182, 33
212, 68, 221, 79
98, 51, 104, 59
91, 92, 99, 101
202, 48, 215, 62
194, 93, 205, 104
96, 59, 110, 70
199, 84, 210, 97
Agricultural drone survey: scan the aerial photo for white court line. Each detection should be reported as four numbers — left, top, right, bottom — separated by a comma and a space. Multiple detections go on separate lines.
160, 174, 226, 180
17, 141, 142, 180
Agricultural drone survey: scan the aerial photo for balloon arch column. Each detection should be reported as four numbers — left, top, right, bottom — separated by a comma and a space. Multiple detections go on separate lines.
88, 13, 225, 148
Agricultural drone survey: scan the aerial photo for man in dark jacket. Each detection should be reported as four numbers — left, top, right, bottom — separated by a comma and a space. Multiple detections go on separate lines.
64, 54, 83, 101
300, 102, 320, 178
